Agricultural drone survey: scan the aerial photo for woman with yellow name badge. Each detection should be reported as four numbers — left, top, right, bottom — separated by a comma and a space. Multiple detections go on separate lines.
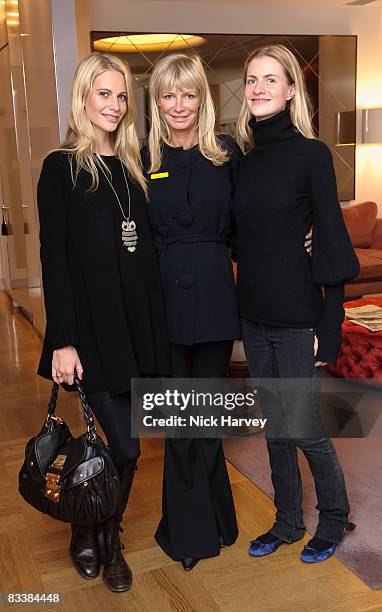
141, 53, 241, 570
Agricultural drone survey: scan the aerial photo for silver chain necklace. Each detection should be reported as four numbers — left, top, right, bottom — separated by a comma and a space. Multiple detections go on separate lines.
97, 156, 138, 252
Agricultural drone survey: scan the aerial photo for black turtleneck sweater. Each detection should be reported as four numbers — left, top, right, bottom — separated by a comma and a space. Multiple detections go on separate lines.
232, 109, 359, 363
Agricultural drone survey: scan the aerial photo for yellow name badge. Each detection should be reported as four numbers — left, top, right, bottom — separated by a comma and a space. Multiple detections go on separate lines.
150, 172, 169, 180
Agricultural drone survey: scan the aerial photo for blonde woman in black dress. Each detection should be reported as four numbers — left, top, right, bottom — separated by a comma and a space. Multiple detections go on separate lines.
37, 52, 170, 592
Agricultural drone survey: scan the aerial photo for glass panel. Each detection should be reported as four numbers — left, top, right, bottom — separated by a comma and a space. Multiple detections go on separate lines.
7, 4, 43, 330
18, 0, 61, 334
0, 43, 28, 295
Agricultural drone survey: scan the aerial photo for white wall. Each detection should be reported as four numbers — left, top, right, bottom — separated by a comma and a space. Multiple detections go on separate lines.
74, 0, 382, 211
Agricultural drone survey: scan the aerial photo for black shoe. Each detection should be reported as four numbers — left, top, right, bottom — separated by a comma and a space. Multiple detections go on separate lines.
69, 524, 100, 580
218, 535, 226, 548
181, 557, 199, 571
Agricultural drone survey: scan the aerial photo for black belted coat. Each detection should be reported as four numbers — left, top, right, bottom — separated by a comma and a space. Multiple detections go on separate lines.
142, 135, 242, 345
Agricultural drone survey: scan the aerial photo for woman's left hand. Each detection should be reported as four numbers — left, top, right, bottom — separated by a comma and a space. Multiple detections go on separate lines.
314, 334, 328, 367
305, 227, 313, 255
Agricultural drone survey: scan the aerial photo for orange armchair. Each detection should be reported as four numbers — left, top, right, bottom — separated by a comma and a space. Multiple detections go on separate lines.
342, 201, 382, 297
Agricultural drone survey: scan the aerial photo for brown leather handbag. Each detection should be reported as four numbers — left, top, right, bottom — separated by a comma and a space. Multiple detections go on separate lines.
19, 375, 121, 526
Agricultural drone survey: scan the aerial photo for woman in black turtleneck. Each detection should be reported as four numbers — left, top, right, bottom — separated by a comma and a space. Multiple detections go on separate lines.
233, 45, 359, 563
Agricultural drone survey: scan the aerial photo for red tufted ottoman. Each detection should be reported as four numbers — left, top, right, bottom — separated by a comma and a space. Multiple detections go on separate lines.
327, 296, 382, 383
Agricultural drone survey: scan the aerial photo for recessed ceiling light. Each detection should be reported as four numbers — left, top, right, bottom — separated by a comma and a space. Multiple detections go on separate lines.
94, 34, 206, 54
346, 0, 376, 4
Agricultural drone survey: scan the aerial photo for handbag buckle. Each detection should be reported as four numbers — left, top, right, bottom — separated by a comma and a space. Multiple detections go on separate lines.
45, 472, 61, 502
51, 454, 67, 470
45, 414, 64, 427
87, 424, 97, 443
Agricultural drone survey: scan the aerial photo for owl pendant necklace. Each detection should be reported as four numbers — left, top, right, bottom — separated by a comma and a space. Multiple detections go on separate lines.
98, 157, 138, 252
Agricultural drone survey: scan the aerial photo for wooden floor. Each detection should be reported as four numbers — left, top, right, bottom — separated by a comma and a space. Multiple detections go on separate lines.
1, 291, 382, 612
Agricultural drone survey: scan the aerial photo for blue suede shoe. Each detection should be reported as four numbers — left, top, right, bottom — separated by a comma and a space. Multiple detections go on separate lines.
300, 543, 336, 563
249, 537, 285, 557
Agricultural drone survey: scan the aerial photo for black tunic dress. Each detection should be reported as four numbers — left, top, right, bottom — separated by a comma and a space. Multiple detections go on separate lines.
37, 151, 170, 396
142, 136, 240, 561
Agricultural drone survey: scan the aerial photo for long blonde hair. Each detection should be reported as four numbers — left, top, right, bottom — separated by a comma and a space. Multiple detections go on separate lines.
236, 45, 315, 151
148, 53, 229, 173
60, 52, 147, 196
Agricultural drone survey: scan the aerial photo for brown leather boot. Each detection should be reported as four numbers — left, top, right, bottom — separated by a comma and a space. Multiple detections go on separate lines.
99, 519, 132, 592
98, 460, 137, 592
69, 524, 100, 579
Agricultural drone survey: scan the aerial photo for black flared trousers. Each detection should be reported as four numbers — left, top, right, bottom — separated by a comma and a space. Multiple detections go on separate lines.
155, 341, 238, 560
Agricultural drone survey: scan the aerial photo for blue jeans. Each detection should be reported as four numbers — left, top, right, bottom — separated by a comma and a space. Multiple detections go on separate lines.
242, 319, 353, 544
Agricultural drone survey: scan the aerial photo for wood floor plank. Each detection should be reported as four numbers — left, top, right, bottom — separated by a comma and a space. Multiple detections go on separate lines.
133, 566, 221, 611
0, 531, 45, 594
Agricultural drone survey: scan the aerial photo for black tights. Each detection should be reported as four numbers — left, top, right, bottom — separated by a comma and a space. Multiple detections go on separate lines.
87, 390, 141, 470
